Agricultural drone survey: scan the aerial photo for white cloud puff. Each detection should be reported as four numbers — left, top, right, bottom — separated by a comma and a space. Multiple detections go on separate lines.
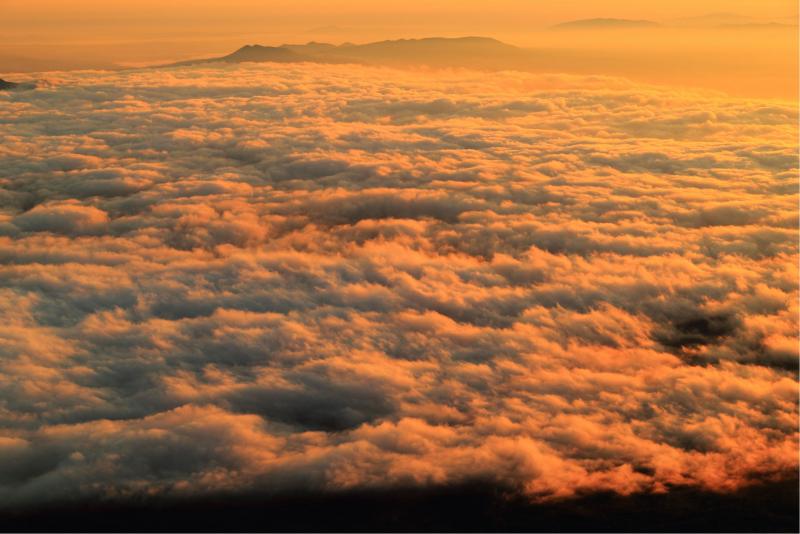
0, 63, 797, 507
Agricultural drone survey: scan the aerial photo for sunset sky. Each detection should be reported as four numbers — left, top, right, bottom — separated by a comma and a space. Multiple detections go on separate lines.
2, 0, 797, 99
3, 0, 797, 29
0, 1, 798, 531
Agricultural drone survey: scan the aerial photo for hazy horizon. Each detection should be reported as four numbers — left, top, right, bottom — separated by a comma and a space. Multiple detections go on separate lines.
2, 27, 798, 100
1, 0, 797, 100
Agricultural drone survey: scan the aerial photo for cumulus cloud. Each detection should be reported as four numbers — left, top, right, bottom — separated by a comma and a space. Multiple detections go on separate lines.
0, 63, 797, 508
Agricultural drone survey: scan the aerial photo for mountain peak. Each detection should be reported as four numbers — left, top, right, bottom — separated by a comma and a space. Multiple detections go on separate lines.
222, 45, 305, 63
161, 36, 520, 69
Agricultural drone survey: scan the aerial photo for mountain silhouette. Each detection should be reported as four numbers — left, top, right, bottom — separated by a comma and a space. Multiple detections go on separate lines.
166, 45, 323, 67
552, 18, 660, 30
222, 45, 312, 63
162, 37, 523, 69
153, 33, 794, 99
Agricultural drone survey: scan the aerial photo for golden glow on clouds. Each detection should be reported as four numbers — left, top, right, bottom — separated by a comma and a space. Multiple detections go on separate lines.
0, 0, 797, 513
0, 63, 796, 506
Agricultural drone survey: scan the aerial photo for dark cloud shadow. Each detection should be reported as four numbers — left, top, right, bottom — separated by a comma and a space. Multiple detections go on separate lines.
0, 478, 796, 533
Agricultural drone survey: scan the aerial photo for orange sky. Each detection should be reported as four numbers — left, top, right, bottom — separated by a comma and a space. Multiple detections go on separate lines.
2, 0, 796, 39
1, 0, 797, 99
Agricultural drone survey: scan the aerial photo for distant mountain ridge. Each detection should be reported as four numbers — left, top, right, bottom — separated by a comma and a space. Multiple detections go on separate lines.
162, 37, 523, 69
167, 45, 317, 67
223, 45, 307, 63
148, 32, 795, 100
0, 79, 19, 90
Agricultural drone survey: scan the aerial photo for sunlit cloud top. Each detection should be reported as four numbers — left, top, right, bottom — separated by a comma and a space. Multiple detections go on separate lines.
0, 62, 797, 508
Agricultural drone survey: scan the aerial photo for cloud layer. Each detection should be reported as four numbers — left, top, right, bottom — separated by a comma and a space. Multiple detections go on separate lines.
0, 63, 797, 507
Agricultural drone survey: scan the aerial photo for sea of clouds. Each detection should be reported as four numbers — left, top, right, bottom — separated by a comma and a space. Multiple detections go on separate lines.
0, 63, 797, 507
